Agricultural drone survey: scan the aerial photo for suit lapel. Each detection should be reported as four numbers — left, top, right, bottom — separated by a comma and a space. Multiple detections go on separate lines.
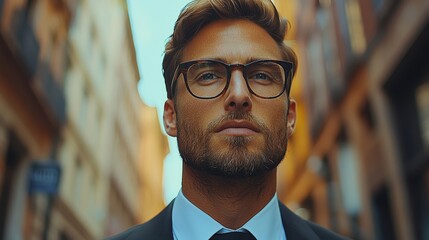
127, 200, 174, 240
278, 201, 320, 240
133, 200, 321, 240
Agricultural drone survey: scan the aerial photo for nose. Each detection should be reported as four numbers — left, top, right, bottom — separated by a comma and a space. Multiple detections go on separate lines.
224, 69, 252, 112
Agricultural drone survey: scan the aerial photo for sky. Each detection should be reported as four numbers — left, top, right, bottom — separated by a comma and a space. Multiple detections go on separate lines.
127, 0, 191, 204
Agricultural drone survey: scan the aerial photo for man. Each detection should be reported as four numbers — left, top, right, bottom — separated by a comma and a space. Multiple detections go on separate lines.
109, 0, 348, 239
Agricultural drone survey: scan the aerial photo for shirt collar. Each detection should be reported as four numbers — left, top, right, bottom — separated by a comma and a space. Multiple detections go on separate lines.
172, 190, 224, 240
241, 193, 285, 240
172, 189, 286, 240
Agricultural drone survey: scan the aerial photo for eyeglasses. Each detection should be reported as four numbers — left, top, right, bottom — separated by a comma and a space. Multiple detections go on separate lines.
171, 59, 293, 99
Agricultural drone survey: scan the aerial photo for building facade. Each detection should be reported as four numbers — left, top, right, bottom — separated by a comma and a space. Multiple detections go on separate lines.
137, 103, 169, 223
275, 0, 429, 239
59, 0, 143, 238
0, 0, 72, 238
0, 0, 167, 239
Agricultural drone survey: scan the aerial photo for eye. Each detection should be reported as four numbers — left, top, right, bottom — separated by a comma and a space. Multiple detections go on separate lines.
254, 72, 270, 80
200, 72, 219, 81
187, 61, 226, 86
248, 71, 275, 85
191, 71, 224, 86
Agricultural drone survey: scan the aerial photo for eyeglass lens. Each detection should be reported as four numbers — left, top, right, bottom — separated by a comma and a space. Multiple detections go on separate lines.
185, 61, 286, 98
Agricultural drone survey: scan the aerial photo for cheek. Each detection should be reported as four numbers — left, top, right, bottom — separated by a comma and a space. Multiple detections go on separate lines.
176, 81, 210, 122
256, 102, 289, 128
176, 97, 222, 128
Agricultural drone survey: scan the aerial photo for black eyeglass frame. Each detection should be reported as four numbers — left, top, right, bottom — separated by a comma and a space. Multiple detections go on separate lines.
170, 59, 294, 99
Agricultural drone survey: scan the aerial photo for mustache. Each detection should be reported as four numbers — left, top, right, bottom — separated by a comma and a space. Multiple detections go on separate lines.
206, 111, 268, 133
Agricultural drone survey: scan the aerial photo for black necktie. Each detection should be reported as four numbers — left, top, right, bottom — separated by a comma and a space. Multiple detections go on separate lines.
209, 231, 257, 240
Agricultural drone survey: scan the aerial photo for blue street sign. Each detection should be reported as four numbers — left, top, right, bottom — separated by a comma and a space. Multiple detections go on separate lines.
28, 161, 61, 195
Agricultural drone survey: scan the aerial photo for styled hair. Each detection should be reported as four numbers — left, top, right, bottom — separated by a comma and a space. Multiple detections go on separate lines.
162, 0, 297, 99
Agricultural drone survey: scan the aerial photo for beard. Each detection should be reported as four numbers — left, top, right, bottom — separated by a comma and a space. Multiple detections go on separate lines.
176, 111, 289, 178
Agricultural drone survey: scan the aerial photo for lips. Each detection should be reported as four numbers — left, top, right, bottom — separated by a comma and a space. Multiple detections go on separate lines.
214, 120, 260, 135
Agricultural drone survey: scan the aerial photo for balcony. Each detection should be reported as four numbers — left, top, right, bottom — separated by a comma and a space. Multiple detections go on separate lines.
33, 62, 67, 126
60, 0, 77, 16
9, 5, 40, 76
52, 0, 78, 27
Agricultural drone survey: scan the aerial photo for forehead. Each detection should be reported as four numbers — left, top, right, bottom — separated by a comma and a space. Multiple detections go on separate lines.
181, 19, 283, 63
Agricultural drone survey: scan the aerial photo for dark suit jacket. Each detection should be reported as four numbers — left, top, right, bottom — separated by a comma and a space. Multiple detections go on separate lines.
107, 200, 348, 240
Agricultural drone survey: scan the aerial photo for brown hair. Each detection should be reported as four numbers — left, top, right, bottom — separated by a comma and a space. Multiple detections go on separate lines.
162, 0, 297, 99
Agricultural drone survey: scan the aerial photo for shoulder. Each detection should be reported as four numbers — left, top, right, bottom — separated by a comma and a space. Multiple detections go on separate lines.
105, 201, 174, 240
306, 221, 349, 240
104, 224, 147, 240
278, 201, 349, 240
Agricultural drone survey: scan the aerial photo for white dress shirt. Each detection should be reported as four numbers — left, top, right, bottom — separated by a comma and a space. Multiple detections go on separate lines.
172, 190, 287, 240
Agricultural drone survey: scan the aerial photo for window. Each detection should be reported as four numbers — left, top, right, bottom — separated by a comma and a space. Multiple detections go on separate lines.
306, 33, 331, 138
73, 156, 84, 204
344, 0, 366, 55
338, 143, 362, 217
372, 186, 396, 240
79, 84, 89, 130
334, 0, 367, 64
416, 81, 429, 147
317, 5, 344, 102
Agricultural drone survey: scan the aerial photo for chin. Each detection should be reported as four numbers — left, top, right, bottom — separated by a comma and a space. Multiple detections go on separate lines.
214, 135, 263, 149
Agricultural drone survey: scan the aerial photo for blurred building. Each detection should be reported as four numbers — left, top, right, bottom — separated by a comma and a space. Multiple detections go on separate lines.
0, 0, 72, 239
275, 0, 429, 239
271, 0, 314, 207
59, 0, 162, 238
0, 0, 167, 239
137, 103, 169, 223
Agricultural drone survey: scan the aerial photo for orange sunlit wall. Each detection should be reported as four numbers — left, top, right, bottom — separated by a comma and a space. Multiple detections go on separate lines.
272, 0, 313, 202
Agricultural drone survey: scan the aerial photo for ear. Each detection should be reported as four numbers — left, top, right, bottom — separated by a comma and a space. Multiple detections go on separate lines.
287, 99, 297, 137
163, 99, 177, 137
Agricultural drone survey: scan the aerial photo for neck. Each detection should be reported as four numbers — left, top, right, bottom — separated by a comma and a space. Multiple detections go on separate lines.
181, 166, 277, 229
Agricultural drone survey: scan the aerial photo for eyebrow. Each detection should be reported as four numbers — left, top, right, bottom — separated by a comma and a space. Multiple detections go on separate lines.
205, 57, 273, 64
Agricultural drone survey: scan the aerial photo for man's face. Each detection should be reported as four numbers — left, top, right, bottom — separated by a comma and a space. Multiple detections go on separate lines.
163, 19, 296, 178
